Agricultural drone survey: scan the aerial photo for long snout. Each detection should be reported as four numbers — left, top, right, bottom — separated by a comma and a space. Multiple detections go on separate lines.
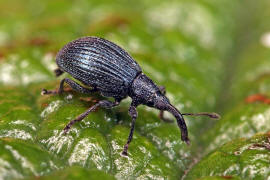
166, 104, 190, 144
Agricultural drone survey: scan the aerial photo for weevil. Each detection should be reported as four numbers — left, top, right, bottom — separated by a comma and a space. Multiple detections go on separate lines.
42, 36, 219, 156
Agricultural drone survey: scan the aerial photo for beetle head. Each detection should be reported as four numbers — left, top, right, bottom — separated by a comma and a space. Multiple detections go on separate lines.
130, 73, 189, 144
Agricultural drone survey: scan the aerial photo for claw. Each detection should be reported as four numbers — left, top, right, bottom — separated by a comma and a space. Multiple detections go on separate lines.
41, 88, 48, 95
121, 144, 129, 156
185, 139, 190, 145
121, 151, 128, 156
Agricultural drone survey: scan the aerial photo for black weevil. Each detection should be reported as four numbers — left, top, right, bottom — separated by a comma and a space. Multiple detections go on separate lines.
42, 36, 219, 156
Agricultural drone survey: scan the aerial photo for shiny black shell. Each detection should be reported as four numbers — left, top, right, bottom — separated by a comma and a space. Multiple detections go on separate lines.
56, 37, 142, 99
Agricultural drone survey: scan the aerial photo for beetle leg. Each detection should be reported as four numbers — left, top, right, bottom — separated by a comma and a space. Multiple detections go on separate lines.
63, 100, 120, 134
122, 103, 138, 156
157, 86, 173, 123
41, 78, 97, 95
159, 110, 174, 123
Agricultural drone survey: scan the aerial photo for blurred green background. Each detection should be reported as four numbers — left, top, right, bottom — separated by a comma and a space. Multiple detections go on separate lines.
0, 0, 270, 179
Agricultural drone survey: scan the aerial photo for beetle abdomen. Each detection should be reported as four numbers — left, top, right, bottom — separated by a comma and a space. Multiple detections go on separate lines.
56, 37, 142, 98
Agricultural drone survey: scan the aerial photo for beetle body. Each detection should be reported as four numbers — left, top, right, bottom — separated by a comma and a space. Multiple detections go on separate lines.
42, 36, 191, 156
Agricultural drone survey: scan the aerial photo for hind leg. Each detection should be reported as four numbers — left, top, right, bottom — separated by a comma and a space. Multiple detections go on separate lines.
41, 78, 97, 95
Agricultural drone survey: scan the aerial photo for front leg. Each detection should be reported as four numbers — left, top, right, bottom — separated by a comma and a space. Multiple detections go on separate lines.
122, 102, 138, 156
158, 86, 173, 123
63, 99, 120, 134
41, 78, 96, 95
159, 110, 173, 123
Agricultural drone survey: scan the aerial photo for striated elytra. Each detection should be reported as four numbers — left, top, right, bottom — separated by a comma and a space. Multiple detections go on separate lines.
42, 36, 219, 156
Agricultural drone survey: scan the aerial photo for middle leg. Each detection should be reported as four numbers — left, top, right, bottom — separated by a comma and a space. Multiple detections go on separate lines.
63, 99, 120, 134
42, 78, 97, 95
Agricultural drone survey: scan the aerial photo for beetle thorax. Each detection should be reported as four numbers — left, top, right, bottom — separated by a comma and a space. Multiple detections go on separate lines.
129, 73, 168, 108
